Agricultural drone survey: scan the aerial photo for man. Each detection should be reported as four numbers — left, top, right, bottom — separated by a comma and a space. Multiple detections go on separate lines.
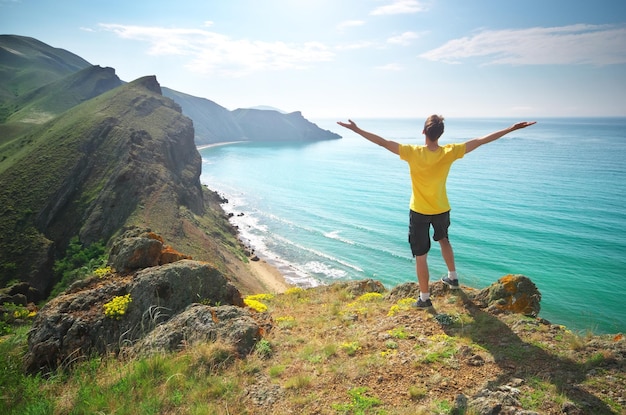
337, 116, 536, 308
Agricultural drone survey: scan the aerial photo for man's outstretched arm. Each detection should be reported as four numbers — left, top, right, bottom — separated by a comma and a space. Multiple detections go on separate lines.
465, 121, 536, 154
337, 120, 400, 155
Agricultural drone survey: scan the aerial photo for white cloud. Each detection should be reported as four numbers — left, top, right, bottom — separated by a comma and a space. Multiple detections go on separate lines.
387, 31, 421, 46
335, 40, 380, 51
376, 63, 404, 71
420, 24, 626, 66
98, 23, 334, 76
337, 20, 366, 32
370, 0, 428, 16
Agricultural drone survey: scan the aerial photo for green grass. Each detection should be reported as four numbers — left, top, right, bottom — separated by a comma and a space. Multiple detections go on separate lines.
1, 282, 624, 414
332, 387, 383, 415
0, 326, 54, 415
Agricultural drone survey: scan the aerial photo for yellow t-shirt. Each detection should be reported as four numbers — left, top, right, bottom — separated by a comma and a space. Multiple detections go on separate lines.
398, 143, 466, 215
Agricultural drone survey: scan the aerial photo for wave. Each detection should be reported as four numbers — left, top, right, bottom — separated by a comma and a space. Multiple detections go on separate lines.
272, 233, 364, 273
323, 230, 355, 245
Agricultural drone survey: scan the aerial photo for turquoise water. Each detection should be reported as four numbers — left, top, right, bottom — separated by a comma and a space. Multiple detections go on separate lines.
199, 118, 626, 335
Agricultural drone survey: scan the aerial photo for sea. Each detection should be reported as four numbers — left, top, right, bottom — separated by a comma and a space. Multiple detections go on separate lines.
199, 117, 626, 335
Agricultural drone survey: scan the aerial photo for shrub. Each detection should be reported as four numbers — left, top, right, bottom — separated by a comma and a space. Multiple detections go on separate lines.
332, 387, 382, 414
255, 339, 273, 358
244, 298, 268, 313
93, 266, 112, 278
284, 287, 304, 296
388, 297, 417, 316
103, 294, 132, 319
244, 293, 273, 313
340, 341, 361, 356
50, 237, 107, 298
276, 316, 296, 328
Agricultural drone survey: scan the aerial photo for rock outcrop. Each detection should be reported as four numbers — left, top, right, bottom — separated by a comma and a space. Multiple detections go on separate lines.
108, 228, 192, 273
24, 231, 264, 375
130, 304, 266, 358
387, 274, 541, 318
473, 274, 541, 317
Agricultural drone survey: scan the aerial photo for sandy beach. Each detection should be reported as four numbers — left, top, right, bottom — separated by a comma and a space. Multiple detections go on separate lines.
247, 257, 292, 294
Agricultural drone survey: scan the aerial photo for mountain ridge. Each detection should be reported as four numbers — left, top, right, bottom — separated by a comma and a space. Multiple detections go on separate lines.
0, 75, 213, 297
0, 34, 338, 299
0, 34, 92, 99
1, 34, 339, 146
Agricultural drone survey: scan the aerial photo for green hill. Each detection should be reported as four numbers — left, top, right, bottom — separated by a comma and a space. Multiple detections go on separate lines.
6, 65, 122, 124
0, 34, 90, 101
0, 65, 123, 164
0, 75, 248, 299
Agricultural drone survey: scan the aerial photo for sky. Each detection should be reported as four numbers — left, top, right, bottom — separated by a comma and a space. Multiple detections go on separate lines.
2, 0, 626, 119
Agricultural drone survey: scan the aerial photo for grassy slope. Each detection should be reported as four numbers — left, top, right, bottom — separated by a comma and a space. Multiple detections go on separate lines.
0, 35, 90, 100
5, 65, 121, 125
1, 282, 624, 415
0, 96, 106, 285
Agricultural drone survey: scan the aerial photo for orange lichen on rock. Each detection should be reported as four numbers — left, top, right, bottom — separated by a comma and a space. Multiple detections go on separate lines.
210, 309, 220, 323
496, 292, 533, 315
498, 274, 518, 293
494, 274, 538, 316
475, 274, 541, 317
146, 232, 165, 243
159, 245, 192, 265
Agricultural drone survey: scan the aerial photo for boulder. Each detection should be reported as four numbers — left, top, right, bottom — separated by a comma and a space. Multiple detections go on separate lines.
108, 229, 164, 273
130, 304, 264, 357
327, 279, 387, 297
465, 383, 541, 415
387, 282, 419, 302
108, 228, 194, 270
24, 259, 246, 374
474, 274, 541, 317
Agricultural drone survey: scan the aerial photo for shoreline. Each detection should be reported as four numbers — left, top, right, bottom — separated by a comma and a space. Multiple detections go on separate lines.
197, 141, 247, 150
247, 257, 292, 294
197, 142, 296, 294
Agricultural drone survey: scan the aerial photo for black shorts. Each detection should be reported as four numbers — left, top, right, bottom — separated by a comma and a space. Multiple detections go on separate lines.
408, 210, 451, 257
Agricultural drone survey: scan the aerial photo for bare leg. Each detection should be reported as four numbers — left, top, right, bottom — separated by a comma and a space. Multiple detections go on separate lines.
415, 254, 430, 294
438, 237, 456, 273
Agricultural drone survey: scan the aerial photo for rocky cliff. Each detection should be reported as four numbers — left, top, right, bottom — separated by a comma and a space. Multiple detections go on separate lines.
1, 35, 340, 301
0, 74, 248, 300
